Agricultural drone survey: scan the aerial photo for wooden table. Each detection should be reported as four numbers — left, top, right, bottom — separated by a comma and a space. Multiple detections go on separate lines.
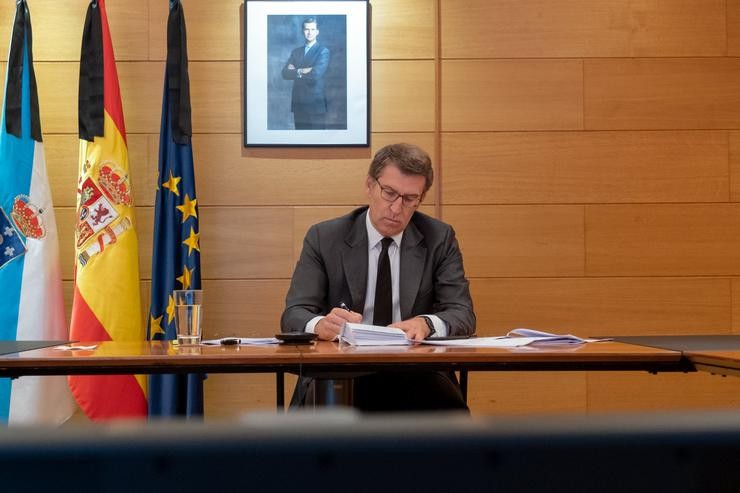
608, 335, 740, 379
0, 340, 687, 376
685, 350, 740, 378
0, 340, 689, 408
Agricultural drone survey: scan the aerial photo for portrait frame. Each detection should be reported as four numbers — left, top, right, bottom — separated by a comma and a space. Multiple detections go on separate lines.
244, 0, 369, 147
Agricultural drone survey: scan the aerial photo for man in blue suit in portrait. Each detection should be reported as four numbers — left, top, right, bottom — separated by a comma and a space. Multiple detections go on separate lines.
281, 17, 330, 130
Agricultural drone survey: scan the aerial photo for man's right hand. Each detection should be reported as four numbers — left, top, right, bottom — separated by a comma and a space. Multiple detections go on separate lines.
315, 307, 362, 341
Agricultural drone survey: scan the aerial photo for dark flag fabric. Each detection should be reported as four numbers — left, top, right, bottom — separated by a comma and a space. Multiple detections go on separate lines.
147, 0, 204, 418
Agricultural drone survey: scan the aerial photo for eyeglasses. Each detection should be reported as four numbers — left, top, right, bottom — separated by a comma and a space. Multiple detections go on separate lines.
374, 177, 422, 208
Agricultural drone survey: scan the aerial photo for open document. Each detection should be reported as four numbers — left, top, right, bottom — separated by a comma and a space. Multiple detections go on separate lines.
423, 328, 606, 347
341, 323, 606, 348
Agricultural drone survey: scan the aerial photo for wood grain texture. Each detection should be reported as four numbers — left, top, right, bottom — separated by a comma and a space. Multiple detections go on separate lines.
441, 0, 726, 59
585, 59, 740, 130
200, 279, 290, 339
728, 0, 740, 57
199, 207, 294, 279
467, 372, 587, 415
442, 131, 729, 204
588, 372, 740, 412
470, 277, 732, 337
148, 0, 243, 61
0, 1, 149, 62
372, 61, 436, 132
733, 278, 740, 335
444, 205, 585, 277
442, 60, 583, 131
35, 62, 163, 135
371, 0, 435, 59
585, 204, 740, 276
182, 133, 435, 206
729, 131, 740, 203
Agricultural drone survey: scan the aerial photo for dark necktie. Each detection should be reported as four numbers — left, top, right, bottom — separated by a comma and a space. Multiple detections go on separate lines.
373, 237, 394, 326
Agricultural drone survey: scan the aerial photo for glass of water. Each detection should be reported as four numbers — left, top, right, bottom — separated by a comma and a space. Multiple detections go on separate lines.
173, 289, 203, 346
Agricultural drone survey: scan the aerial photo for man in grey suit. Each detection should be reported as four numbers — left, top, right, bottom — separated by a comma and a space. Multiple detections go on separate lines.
281, 143, 476, 412
281, 17, 330, 129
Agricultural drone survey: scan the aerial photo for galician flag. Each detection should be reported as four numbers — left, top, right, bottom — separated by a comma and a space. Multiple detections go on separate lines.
0, 0, 75, 425
147, 0, 204, 418
69, 0, 146, 420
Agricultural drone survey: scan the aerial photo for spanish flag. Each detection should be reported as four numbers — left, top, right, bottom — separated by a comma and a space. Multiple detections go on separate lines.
69, 0, 146, 420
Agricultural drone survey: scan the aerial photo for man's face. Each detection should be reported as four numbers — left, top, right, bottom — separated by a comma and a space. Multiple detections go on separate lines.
366, 163, 426, 238
303, 22, 319, 43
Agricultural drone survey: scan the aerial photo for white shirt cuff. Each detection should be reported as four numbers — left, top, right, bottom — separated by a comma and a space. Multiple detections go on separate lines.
423, 314, 448, 337
305, 316, 323, 334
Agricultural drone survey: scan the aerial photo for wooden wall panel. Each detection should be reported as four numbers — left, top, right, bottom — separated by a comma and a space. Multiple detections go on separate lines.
588, 373, 740, 412
44, 136, 80, 208
190, 61, 242, 134
586, 204, 740, 276
729, 131, 740, 202
734, 278, 740, 334
149, 0, 243, 61
470, 278, 732, 337
445, 205, 584, 277
199, 207, 294, 279
0, 1, 149, 62
371, 0, 435, 60
35, 62, 79, 134
205, 373, 297, 418
118, 62, 164, 134
728, 0, 740, 57
36, 62, 164, 135
584, 59, 740, 130
468, 372, 587, 415
186, 133, 435, 206
442, 131, 729, 205
200, 280, 290, 339
441, 0, 726, 59
372, 61, 436, 132
441, 60, 583, 131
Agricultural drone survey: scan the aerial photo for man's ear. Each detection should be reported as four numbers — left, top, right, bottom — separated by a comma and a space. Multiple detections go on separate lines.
365, 176, 373, 196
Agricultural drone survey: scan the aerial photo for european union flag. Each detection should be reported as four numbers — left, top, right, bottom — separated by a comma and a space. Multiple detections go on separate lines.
147, 0, 203, 418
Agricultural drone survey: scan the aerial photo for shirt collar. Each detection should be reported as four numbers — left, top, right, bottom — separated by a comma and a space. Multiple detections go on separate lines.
365, 211, 403, 250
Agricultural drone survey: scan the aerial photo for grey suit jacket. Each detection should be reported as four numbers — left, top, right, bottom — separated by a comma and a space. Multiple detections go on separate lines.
281, 206, 476, 335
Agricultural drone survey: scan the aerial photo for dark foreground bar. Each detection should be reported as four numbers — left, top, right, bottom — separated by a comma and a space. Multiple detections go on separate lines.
2, 410, 740, 492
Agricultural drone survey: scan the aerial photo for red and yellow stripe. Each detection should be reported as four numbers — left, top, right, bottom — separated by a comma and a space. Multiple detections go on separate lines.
69, 0, 146, 421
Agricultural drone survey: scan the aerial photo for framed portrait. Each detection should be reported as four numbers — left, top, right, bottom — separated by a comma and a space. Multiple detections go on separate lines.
244, 0, 369, 147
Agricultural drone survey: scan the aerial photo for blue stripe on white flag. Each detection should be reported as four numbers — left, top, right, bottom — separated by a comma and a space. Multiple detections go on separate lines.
0, 1, 73, 425
0, 23, 36, 422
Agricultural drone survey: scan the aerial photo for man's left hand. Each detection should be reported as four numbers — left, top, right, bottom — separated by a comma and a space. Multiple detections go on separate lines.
391, 317, 431, 342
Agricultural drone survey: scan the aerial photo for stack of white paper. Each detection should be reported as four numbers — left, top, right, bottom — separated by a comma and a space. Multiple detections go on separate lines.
340, 323, 411, 346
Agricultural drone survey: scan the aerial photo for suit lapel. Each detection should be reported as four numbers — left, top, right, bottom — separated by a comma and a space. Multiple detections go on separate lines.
342, 210, 368, 312
399, 219, 425, 319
